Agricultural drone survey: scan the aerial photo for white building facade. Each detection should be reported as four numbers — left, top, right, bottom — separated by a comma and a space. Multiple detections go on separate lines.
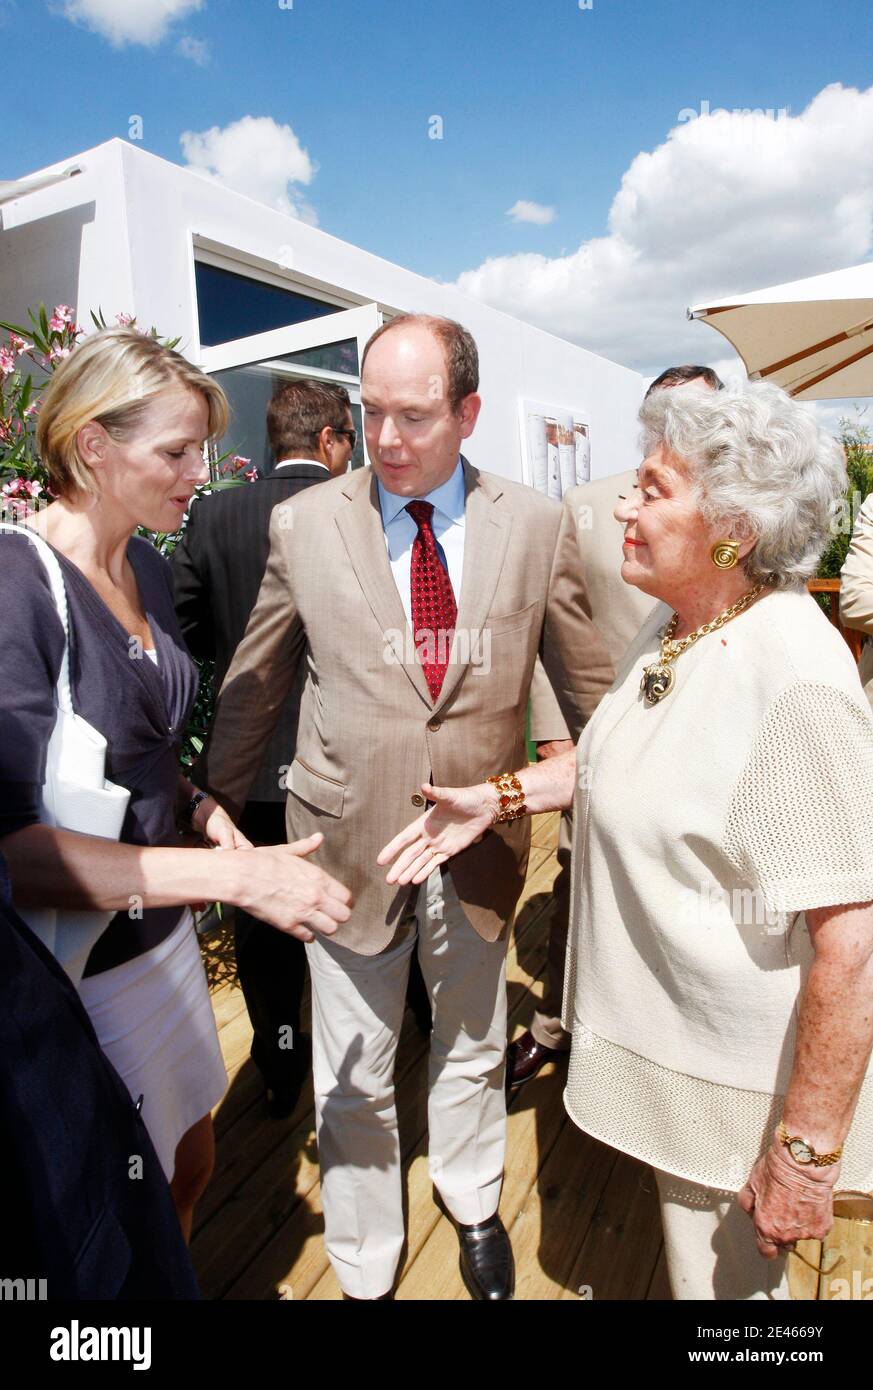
0, 139, 644, 481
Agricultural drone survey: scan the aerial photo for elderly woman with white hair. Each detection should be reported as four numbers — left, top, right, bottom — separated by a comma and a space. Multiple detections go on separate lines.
378, 381, 873, 1300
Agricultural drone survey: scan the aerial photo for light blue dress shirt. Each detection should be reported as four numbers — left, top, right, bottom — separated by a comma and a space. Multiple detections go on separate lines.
377, 457, 466, 628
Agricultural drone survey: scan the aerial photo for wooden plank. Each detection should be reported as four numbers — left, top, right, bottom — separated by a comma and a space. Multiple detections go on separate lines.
530, 810, 561, 852
207, 980, 247, 1032
508, 1117, 618, 1300
192, 1099, 323, 1299
790, 1242, 823, 1301
560, 1152, 662, 1300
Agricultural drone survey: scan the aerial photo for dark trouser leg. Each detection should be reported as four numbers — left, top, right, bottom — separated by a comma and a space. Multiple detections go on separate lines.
235, 801, 309, 1089
530, 809, 573, 1051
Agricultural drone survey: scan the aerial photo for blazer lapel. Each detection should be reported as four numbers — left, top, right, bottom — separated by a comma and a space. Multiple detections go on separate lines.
433, 461, 511, 715
334, 469, 433, 708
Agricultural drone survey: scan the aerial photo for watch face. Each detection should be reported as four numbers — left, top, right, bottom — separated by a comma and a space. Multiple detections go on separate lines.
789, 1138, 813, 1164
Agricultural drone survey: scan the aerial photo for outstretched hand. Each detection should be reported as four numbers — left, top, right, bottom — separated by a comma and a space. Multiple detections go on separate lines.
377, 781, 496, 885
241, 832, 354, 943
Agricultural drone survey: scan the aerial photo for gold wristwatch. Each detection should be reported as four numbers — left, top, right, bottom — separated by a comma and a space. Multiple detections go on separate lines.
777, 1121, 843, 1168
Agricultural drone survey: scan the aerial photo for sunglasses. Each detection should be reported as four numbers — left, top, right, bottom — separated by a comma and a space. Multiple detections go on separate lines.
333, 427, 358, 451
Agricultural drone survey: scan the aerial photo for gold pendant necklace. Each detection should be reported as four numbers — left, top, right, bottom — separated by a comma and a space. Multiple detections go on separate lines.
640, 584, 765, 706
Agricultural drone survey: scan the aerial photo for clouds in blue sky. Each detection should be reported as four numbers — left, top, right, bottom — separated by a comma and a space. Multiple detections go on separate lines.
36, 0, 873, 397
456, 84, 873, 374
180, 115, 319, 225
60, 0, 204, 48
506, 201, 556, 227
176, 34, 210, 66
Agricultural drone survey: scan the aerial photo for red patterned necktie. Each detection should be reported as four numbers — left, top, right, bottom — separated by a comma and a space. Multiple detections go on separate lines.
406, 500, 457, 701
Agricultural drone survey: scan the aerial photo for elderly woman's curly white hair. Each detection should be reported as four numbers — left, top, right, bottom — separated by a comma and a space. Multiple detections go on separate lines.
638, 381, 847, 589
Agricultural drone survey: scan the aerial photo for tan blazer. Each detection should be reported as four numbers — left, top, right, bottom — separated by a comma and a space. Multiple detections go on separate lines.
839, 490, 873, 710
529, 468, 657, 741
201, 459, 614, 954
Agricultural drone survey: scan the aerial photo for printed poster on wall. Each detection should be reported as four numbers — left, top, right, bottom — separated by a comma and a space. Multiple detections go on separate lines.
519, 399, 590, 498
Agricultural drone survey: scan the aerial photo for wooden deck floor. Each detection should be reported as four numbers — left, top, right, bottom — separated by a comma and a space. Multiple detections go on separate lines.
192, 810, 670, 1301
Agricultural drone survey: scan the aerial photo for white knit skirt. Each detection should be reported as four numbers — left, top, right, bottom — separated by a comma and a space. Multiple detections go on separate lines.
78, 909, 228, 1181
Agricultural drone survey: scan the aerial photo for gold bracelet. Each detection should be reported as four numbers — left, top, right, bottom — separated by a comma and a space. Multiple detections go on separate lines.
487, 772, 526, 823
777, 1121, 843, 1168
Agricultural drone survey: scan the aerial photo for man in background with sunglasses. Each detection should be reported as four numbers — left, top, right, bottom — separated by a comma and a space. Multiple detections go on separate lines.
171, 378, 356, 1119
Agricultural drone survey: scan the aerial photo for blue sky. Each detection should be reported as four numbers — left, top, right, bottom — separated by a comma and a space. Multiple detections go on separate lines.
3, 0, 873, 396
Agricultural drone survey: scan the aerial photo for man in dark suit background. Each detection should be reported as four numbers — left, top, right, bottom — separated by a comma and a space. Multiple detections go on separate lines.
171, 379, 355, 1116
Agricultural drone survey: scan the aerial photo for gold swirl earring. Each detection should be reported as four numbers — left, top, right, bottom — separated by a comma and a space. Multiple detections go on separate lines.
710, 540, 740, 570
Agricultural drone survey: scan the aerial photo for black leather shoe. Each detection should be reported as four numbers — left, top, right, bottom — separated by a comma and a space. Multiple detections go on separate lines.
457, 1214, 514, 1300
505, 1029, 565, 1090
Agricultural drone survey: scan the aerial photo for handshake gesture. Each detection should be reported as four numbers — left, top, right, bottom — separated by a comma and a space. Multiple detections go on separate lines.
200, 779, 494, 941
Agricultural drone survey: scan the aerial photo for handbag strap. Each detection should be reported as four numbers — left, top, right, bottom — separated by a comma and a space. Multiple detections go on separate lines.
0, 522, 74, 714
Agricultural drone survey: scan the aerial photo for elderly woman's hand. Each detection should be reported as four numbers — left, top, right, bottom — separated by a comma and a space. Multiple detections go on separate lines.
377, 782, 498, 885
738, 1139, 837, 1258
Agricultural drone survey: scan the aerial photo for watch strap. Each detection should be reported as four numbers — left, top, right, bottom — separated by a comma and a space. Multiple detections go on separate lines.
778, 1120, 842, 1167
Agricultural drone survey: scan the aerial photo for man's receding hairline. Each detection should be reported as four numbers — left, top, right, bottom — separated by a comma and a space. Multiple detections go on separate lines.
363, 321, 450, 370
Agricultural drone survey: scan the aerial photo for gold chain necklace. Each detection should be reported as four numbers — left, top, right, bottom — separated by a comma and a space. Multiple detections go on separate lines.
640, 584, 765, 705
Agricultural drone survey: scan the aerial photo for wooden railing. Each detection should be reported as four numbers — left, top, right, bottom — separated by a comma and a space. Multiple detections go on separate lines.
808, 579, 865, 662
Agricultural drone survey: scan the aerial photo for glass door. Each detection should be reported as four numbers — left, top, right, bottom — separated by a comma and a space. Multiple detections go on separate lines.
198, 304, 383, 476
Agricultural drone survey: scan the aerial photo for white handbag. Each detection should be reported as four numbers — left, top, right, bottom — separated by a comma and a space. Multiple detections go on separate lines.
2, 524, 131, 985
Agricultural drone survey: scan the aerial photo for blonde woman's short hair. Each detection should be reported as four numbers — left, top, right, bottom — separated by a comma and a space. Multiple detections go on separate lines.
37, 327, 229, 500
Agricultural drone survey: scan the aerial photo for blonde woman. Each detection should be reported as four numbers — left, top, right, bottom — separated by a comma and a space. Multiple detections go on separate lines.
379, 381, 873, 1300
0, 328, 351, 1240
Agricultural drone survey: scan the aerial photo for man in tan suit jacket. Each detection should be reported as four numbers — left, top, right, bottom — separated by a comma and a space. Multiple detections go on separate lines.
840, 490, 873, 711
203, 313, 613, 1300
513, 366, 723, 1089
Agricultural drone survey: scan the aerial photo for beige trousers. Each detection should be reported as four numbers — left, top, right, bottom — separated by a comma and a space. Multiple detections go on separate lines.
655, 1169, 791, 1300
306, 865, 509, 1299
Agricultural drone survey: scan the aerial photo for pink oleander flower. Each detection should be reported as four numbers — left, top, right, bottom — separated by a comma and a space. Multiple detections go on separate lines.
0, 348, 15, 377
23, 403, 38, 418
24, 480, 42, 497
2, 476, 25, 496
230, 455, 251, 471
47, 344, 72, 364
244, 466, 258, 483
49, 304, 75, 332
115, 313, 135, 327
9, 334, 34, 356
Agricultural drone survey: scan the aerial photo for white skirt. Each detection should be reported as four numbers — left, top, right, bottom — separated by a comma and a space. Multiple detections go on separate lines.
78, 909, 228, 1181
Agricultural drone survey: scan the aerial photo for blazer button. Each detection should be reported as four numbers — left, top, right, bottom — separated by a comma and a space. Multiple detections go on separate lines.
427, 718, 441, 732
411, 793, 425, 807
